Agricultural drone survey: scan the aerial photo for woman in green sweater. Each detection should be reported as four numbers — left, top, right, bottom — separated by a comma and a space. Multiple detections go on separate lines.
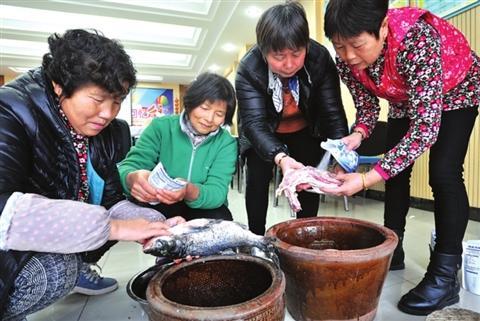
118, 73, 237, 220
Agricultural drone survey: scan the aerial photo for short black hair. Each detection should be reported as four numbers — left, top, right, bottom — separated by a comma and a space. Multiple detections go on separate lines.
183, 72, 236, 126
324, 0, 389, 40
256, 1, 309, 56
42, 29, 137, 99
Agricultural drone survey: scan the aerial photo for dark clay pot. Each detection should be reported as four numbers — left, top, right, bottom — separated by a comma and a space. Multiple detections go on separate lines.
146, 254, 286, 321
266, 217, 398, 321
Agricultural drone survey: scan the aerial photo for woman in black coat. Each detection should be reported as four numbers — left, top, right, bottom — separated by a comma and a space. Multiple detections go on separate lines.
235, 2, 348, 235
0, 29, 183, 320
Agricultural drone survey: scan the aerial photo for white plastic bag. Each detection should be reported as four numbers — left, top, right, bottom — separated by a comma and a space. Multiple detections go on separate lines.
316, 150, 331, 171
462, 240, 480, 296
430, 229, 436, 253
320, 139, 358, 173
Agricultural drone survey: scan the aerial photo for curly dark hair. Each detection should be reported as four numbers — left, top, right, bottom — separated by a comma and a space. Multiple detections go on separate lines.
42, 29, 137, 98
183, 72, 236, 126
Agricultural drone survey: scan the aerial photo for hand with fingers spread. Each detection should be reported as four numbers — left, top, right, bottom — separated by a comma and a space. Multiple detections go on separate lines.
109, 219, 173, 243
109, 216, 186, 245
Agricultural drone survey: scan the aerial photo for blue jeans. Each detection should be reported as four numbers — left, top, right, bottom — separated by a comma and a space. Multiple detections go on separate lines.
2, 253, 82, 321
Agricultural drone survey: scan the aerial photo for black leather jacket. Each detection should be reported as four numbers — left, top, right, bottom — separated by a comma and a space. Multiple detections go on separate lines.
235, 40, 348, 161
0, 68, 125, 316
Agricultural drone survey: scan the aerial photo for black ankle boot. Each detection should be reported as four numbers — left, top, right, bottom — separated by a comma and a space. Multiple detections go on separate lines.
397, 251, 461, 315
389, 229, 405, 270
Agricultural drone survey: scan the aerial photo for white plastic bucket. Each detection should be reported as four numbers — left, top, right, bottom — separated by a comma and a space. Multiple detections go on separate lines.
462, 240, 480, 296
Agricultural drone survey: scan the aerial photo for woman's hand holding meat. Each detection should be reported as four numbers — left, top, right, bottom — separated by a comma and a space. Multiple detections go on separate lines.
278, 155, 305, 175
321, 170, 383, 196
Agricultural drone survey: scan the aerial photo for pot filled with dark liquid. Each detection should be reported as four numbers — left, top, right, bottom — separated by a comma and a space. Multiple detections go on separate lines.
266, 216, 398, 321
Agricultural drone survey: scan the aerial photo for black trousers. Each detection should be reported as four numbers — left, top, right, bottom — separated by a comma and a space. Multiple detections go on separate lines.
151, 201, 233, 221
384, 107, 478, 254
245, 127, 324, 235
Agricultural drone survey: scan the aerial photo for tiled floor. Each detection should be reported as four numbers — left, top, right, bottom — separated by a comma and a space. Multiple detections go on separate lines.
29, 187, 480, 321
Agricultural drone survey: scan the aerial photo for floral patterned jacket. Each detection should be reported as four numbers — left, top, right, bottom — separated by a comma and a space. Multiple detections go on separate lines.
337, 8, 480, 179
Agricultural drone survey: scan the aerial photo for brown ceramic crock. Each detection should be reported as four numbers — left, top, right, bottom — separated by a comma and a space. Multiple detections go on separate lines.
146, 254, 286, 321
266, 216, 398, 321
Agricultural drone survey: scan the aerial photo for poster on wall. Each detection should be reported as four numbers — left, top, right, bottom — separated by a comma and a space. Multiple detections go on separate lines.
389, 0, 477, 17
131, 88, 174, 127
117, 92, 132, 125
415, 0, 477, 17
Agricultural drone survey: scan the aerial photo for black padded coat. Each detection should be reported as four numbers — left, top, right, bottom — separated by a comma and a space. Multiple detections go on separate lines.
235, 40, 348, 161
0, 68, 126, 316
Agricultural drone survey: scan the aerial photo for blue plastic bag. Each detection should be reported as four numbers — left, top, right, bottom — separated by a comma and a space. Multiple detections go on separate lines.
320, 139, 359, 173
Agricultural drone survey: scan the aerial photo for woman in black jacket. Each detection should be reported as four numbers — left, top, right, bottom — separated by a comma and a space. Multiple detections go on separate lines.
0, 29, 183, 320
235, 2, 348, 235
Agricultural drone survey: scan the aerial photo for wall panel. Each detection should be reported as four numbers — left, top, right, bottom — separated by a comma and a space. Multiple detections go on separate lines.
409, 5, 480, 207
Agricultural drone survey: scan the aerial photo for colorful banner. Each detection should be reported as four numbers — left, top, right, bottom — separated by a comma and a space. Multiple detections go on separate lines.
131, 88, 174, 127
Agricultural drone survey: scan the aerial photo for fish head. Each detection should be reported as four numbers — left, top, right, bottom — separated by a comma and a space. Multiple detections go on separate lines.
143, 236, 176, 257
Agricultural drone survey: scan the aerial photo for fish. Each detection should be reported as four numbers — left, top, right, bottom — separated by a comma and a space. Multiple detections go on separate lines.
143, 218, 274, 259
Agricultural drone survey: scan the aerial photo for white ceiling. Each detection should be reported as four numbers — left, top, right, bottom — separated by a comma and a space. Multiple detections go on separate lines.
0, 0, 283, 84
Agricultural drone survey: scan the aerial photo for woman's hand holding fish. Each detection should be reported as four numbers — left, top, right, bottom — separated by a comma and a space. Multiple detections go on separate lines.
127, 170, 159, 203
173, 255, 198, 265
108, 218, 173, 242
164, 216, 186, 227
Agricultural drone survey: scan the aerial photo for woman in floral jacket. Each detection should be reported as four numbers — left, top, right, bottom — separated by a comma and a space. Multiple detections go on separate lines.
323, 0, 479, 316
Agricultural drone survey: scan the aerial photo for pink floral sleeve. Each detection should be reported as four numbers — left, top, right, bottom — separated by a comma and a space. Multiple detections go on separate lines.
0, 194, 167, 253
336, 59, 381, 137
336, 19, 478, 179
0, 193, 110, 253
377, 20, 443, 178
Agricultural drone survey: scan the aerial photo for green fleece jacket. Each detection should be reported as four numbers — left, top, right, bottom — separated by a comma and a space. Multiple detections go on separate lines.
118, 115, 237, 209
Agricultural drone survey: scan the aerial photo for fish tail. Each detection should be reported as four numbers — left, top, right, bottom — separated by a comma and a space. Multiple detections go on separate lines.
254, 236, 277, 254
257, 236, 280, 268
261, 236, 277, 248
